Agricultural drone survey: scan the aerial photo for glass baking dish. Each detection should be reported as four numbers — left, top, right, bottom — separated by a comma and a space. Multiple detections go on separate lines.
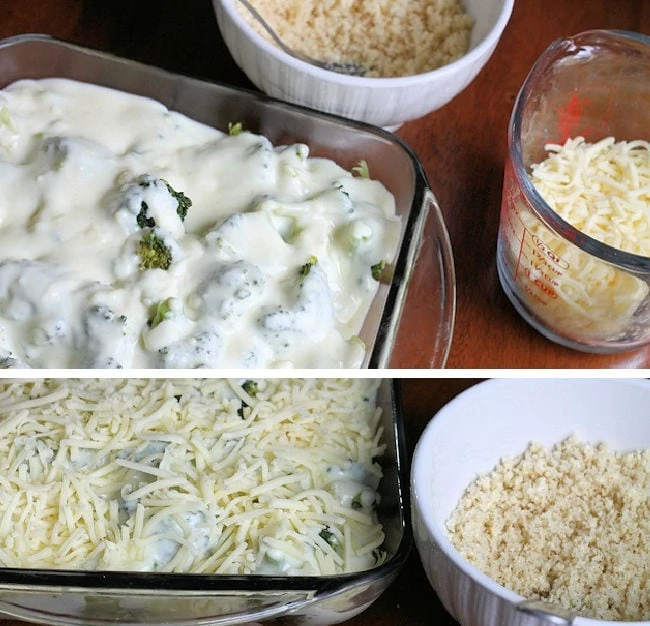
0, 378, 410, 626
0, 33, 455, 369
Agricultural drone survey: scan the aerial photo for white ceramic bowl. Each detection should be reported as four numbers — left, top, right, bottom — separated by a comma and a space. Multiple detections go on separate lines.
411, 378, 650, 626
212, 0, 514, 129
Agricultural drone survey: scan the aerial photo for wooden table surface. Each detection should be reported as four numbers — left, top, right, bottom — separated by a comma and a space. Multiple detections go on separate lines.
1, 0, 648, 370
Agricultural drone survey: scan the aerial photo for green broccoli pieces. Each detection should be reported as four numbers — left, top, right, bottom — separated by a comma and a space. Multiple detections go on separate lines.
124, 177, 192, 272
371, 260, 386, 281
228, 121, 245, 136
165, 180, 192, 222
242, 379, 259, 397
298, 256, 318, 285
351, 159, 370, 178
136, 204, 155, 229
319, 526, 336, 546
148, 297, 175, 328
81, 305, 129, 368
135, 177, 192, 228
138, 230, 172, 271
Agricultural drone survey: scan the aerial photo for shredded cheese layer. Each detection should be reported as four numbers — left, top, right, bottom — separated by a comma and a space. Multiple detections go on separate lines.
520, 136, 650, 339
0, 378, 386, 574
530, 137, 650, 254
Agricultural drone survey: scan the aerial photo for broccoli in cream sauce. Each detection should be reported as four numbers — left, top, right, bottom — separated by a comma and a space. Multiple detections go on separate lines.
0, 79, 400, 368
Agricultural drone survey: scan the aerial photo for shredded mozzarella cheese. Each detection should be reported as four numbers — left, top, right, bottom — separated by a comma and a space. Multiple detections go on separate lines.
522, 136, 650, 337
0, 378, 386, 574
531, 137, 650, 254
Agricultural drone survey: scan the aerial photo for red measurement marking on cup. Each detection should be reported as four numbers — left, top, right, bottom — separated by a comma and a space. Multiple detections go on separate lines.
509, 208, 567, 301
557, 93, 591, 143
556, 87, 616, 143
501, 185, 529, 282
532, 235, 569, 270
512, 210, 533, 282
522, 265, 559, 299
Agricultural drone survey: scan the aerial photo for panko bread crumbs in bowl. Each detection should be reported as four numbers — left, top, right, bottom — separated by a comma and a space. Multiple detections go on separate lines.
214, 0, 513, 128
446, 436, 650, 622
235, 0, 474, 78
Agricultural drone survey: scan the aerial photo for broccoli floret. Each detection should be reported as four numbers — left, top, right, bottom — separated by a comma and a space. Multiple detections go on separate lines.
142, 298, 192, 354
163, 179, 192, 222
371, 260, 386, 281
228, 121, 245, 136
134, 176, 192, 227
41, 136, 70, 170
158, 329, 222, 369
195, 261, 266, 325
319, 526, 337, 546
40, 136, 113, 173
0, 348, 29, 369
111, 175, 192, 243
335, 184, 350, 199
258, 262, 335, 350
138, 230, 172, 271
237, 379, 260, 418
84, 305, 126, 329
112, 177, 190, 273
111, 177, 190, 273
0, 260, 78, 328
294, 255, 319, 293
136, 207, 155, 229
351, 159, 370, 178
298, 256, 318, 282
80, 304, 130, 368
241, 380, 259, 397
148, 297, 176, 328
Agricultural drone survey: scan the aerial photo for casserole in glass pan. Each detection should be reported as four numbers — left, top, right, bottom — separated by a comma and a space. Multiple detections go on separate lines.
0, 377, 410, 626
0, 34, 455, 369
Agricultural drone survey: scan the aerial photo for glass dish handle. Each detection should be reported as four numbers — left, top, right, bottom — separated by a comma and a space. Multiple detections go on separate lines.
423, 187, 456, 367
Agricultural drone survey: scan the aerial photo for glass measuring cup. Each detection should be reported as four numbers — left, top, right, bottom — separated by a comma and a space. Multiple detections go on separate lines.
497, 29, 650, 353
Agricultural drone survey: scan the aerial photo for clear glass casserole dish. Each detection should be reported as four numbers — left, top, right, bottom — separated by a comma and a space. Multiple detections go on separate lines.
0, 378, 411, 626
0, 33, 456, 369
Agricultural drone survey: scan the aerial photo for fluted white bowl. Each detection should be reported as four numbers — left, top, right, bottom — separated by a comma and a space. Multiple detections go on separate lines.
212, 0, 514, 129
411, 378, 650, 626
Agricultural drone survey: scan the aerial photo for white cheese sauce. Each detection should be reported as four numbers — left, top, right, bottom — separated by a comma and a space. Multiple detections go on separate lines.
0, 79, 400, 368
